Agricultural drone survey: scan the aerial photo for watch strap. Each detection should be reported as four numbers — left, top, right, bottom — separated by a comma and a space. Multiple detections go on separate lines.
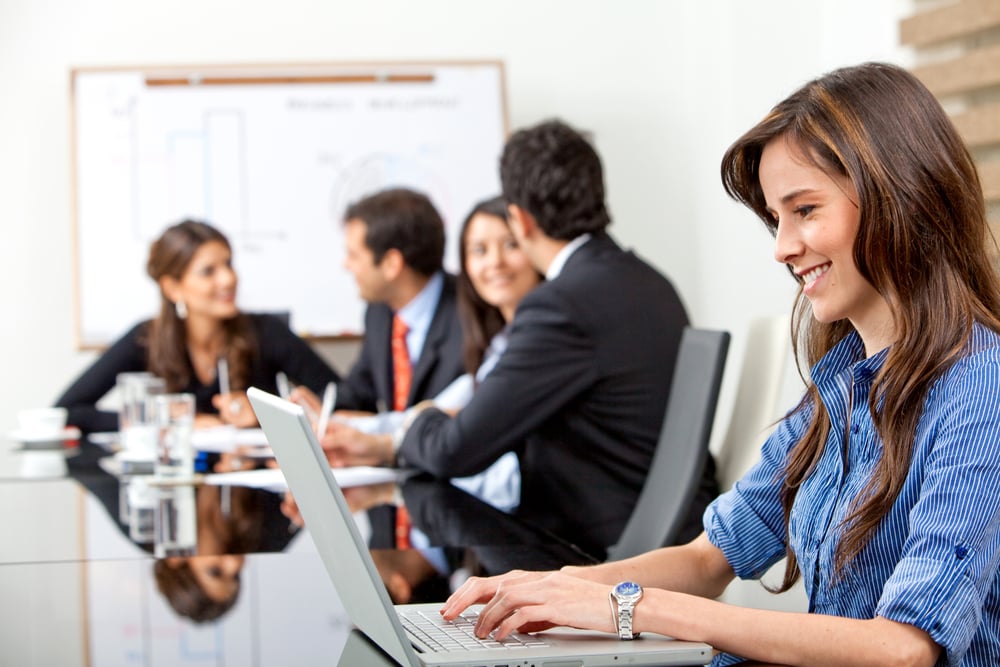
609, 589, 640, 640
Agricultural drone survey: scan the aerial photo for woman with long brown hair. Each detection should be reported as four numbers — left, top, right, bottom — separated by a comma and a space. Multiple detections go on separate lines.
57, 220, 339, 433
439, 63, 1000, 666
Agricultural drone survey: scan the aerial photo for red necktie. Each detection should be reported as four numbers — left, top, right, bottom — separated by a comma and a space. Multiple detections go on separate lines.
390, 314, 412, 548
391, 314, 411, 412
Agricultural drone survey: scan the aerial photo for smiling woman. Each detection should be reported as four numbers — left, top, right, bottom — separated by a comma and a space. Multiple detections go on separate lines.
55, 220, 341, 433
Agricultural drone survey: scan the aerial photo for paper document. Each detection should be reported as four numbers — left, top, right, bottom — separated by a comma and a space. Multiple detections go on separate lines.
203, 466, 411, 491
191, 427, 269, 452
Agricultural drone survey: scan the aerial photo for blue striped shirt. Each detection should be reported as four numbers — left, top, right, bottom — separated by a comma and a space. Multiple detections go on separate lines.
705, 325, 1000, 666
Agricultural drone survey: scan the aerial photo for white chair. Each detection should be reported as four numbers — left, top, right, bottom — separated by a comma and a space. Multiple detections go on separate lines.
713, 314, 808, 611
714, 315, 792, 492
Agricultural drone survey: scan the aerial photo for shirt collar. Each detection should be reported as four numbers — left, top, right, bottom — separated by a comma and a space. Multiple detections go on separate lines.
810, 332, 891, 385
396, 271, 444, 334
545, 233, 592, 281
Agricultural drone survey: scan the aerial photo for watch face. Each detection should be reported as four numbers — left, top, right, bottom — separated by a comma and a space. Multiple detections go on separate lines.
614, 581, 642, 600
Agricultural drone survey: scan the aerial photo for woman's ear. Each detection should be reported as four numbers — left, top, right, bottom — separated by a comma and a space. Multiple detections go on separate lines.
159, 276, 181, 304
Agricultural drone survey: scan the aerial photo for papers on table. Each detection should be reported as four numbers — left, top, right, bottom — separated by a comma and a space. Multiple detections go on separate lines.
89, 427, 270, 453
191, 426, 269, 452
202, 466, 410, 492
99, 451, 409, 492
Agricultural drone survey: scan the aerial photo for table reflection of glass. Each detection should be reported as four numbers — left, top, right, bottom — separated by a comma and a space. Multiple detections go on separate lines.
0, 434, 599, 665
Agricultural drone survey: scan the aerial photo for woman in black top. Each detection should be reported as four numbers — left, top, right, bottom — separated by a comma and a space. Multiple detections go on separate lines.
57, 220, 339, 433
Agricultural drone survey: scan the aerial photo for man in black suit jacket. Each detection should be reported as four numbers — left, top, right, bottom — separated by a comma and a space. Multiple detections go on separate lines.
328, 122, 713, 558
333, 188, 465, 413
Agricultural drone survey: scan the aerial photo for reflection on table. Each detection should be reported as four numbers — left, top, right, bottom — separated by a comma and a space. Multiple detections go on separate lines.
0, 435, 598, 666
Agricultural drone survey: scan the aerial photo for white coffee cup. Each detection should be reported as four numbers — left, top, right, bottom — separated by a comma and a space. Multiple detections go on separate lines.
17, 408, 68, 438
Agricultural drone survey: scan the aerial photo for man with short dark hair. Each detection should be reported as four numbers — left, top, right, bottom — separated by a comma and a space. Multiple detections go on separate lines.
335, 187, 465, 413
329, 122, 711, 558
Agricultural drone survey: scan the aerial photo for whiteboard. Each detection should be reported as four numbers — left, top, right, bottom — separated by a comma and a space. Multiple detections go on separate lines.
71, 62, 507, 348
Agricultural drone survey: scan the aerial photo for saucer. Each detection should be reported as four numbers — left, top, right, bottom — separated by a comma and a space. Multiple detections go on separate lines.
19, 450, 69, 478
7, 427, 82, 448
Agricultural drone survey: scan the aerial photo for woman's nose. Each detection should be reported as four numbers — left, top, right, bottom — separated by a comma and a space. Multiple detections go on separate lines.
773, 218, 803, 266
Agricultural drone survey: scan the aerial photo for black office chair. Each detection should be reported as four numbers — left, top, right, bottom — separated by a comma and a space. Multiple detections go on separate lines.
607, 327, 730, 561
265, 311, 292, 327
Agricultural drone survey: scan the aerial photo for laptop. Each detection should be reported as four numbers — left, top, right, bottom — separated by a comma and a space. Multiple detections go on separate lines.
247, 387, 712, 667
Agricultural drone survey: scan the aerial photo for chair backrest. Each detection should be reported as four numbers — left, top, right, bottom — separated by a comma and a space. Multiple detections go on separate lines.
607, 327, 730, 561
714, 315, 791, 492
266, 310, 292, 327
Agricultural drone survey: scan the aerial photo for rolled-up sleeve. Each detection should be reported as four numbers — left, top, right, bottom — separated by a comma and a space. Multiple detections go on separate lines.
704, 408, 807, 580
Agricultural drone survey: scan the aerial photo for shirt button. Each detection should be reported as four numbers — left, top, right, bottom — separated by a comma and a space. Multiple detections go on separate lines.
850, 424, 859, 434
955, 546, 968, 560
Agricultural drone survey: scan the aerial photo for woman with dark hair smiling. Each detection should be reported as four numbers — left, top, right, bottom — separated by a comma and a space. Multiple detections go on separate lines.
56, 219, 339, 433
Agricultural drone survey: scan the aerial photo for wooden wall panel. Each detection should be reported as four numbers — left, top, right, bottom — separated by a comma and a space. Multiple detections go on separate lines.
904, 0, 1000, 220
980, 162, 1000, 202
911, 45, 1000, 97
901, 0, 1000, 46
951, 102, 1000, 148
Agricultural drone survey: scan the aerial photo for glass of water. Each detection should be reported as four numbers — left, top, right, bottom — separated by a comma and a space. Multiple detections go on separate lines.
118, 374, 165, 472
153, 393, 195, 478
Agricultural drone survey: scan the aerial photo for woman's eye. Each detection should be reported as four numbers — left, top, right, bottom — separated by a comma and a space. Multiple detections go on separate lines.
795, 205, 816, 217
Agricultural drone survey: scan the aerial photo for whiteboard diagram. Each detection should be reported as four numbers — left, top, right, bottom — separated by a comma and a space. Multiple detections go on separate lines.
72, 63, 507, 347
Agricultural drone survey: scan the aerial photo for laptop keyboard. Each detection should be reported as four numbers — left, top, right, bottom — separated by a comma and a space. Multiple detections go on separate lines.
400, 609, 551, 653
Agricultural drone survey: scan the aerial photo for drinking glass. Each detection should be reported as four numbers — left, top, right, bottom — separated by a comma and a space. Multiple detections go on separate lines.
153, 393, 195, 478
118, 374, 165, 470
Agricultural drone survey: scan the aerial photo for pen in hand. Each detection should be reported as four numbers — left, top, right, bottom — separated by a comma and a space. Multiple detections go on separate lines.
316, 382, 337, 438
276, 371, 290, 399
218, 358, 230, 397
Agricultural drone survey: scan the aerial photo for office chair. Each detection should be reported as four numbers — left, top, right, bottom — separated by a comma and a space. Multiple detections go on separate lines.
713, 316, 808, 612
607, 327, 730, 561
714, 315, 791, 492
266, 311, 292, 327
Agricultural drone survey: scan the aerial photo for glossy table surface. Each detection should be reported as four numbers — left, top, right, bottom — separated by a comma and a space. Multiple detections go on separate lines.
0, 438, 598, 666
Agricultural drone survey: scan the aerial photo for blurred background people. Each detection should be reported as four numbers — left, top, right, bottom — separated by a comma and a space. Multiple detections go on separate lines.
320, 195, 542, 511
323, 121, 704, 559
56, 219, 340, 433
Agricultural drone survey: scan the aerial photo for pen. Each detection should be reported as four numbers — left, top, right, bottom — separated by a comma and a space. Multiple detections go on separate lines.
276, 371, 290, 399
218, 358, 230, 397
316, 382, 336, 437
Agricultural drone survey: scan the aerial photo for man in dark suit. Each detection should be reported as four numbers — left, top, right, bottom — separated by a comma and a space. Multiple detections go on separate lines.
305, 187, 465, 550
333, 188, 466, 413
328, 122, 712, 558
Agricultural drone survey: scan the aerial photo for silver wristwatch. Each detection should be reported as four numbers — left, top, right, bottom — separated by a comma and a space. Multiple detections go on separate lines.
609, 581, 643, 640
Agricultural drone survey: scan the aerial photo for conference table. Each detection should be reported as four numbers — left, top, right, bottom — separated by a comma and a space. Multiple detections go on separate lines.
0, 437, 599, 667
